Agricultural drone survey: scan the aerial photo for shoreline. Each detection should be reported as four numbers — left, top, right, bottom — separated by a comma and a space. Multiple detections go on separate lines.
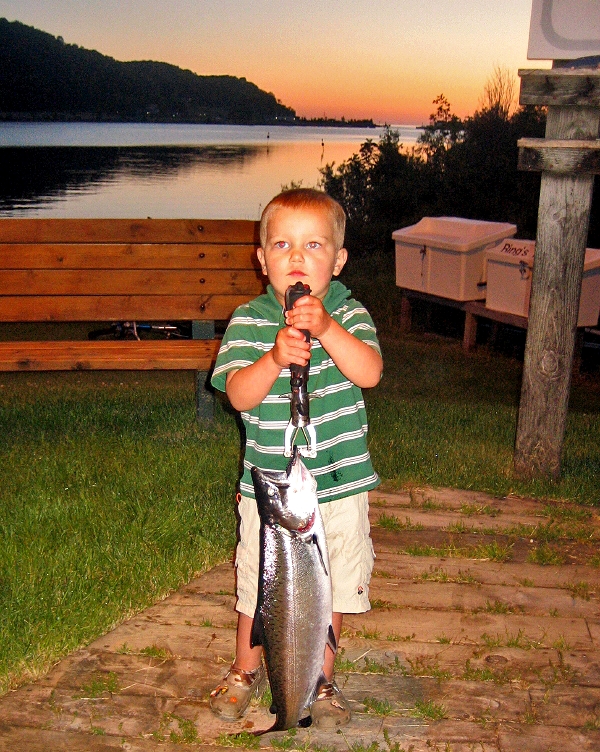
0, 116, 425, 130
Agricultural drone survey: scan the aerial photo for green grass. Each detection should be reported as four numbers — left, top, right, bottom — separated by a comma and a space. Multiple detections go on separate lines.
480, 628, 543, 650
412, 699, 447, 721
567, 581, 593, 601
1, 258, 600, 695
0, 371, 240, 694
216, 731, 260, 748
459, 503, 502, 517
416, 567, 479, 585
362, 697, 394, 715
76, 670, 120, 698
527, 544, 566, 565
377, 512, 423, 531
139, 645, 175, 661
402, 540, 513, 562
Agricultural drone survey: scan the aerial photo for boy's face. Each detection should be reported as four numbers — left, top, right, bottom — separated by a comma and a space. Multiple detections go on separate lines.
257, 206, 347, 305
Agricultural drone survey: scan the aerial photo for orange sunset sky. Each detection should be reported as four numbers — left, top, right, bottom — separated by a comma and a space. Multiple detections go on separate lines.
0, 0, 550, 124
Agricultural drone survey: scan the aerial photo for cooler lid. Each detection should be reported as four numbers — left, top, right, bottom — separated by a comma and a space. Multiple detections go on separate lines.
392, 216, 517, 253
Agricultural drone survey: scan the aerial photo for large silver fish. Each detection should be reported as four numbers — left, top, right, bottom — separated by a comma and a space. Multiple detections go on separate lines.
251, 449, 336, 732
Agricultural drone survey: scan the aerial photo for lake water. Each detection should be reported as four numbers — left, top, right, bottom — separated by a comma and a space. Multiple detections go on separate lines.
0, 123, 421, 219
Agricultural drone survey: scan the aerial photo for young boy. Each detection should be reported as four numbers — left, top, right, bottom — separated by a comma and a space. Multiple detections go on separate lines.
209, 188, 383, 728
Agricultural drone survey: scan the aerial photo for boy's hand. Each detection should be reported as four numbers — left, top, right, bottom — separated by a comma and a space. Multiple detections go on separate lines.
272, 325, 311, 369
284, 295, 332, 339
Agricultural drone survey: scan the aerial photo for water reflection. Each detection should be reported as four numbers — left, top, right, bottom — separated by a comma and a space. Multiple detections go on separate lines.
0, 144, 262, 213
0, 123, 422, 218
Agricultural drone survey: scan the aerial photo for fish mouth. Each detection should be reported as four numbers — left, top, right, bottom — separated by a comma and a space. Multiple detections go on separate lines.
286, 445, 312, 482
251, 448, 317, 533
295, 510, 315, 534
277, 447, 318, 532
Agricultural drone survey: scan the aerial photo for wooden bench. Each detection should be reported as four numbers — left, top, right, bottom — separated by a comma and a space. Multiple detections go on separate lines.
0, 218, 264, 418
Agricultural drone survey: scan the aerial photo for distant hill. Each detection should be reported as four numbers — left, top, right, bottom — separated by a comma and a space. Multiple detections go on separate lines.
0, 18, 296, 124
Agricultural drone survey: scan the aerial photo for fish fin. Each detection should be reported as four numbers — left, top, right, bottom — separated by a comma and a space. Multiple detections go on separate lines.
312, 534, 329, 576
250, 611, 263, 649
252, 714, 294, 735
327, 624, 337, 654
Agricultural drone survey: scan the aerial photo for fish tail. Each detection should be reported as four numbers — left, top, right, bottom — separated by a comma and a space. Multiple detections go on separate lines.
252, 718, 290, 736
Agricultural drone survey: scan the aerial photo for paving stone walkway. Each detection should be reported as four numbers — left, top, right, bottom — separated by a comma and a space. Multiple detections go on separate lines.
1, 486, 599, 751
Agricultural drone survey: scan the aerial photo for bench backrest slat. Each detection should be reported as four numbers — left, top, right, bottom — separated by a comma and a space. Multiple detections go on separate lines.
0, 270, 264, 297
0, 218, 260, 244
0, 243, 261, 270
0, 295, 256, 322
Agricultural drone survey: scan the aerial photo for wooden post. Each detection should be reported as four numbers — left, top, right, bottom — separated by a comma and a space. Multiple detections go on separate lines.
514, 68, 600, 479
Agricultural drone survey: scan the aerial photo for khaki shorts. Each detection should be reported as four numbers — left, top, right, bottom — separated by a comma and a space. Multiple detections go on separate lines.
235, 491, 374, 618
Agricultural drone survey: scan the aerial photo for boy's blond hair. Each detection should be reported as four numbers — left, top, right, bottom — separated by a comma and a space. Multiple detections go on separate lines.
260, 188, 346, 251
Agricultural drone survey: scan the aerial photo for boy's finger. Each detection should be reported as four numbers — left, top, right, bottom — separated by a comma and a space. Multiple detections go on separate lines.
290, 352, 310, 366
292, 294, 317, 308
286, 325, 310, 340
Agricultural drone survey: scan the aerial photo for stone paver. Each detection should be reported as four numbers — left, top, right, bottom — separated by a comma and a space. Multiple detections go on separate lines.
1, 486, 599, 751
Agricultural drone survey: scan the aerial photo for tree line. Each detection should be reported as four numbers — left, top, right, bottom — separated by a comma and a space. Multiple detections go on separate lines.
321, 70, 600, 256
0, 18, 295, 124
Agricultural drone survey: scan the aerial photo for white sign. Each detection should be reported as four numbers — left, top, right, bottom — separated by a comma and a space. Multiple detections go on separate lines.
528, 0, 600, 60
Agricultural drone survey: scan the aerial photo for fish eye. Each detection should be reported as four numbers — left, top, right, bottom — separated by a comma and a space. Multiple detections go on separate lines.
267, 487, 276, 496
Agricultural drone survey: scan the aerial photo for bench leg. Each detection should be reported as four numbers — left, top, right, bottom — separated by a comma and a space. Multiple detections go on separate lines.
463, 311, 477, 353
193, 320, 216, 422
195, 370, 214, 420
400, 294, 412, 333
573, 329, 584, 374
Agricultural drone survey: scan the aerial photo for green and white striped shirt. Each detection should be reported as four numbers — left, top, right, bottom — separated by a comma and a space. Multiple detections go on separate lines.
211, 280, 381, 503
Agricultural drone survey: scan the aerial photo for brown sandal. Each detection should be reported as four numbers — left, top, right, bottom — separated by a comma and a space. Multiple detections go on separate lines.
310, 680, 351, 728
209, 664, 267, 720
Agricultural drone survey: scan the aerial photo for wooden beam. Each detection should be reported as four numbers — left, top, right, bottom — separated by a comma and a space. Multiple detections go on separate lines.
518, 138, 600, 174
463, 301, 528, 330
519, 68, 600, 107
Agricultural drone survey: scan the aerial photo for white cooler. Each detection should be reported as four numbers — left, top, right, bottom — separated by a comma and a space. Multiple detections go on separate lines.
393, 216, 517, 301
485, 238, 600, 327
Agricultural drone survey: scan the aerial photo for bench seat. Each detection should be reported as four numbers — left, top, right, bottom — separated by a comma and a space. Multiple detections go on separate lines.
0, 339, 221, 372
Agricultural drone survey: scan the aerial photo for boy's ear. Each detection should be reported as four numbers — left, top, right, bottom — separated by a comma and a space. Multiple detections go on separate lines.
333, 247, 348, 276
256, 247, 268, 276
